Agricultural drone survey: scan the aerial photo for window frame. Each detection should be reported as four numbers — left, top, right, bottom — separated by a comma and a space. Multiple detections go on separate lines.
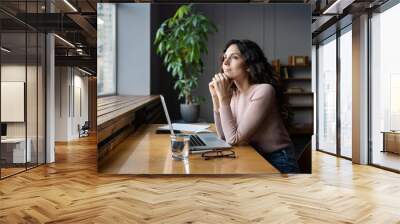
97, 3, 117, 97
368, 0, 400, 172
315, 24, 353, 161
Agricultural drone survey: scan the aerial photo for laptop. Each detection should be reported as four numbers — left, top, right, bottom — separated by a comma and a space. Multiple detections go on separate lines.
159, 95, 231, 153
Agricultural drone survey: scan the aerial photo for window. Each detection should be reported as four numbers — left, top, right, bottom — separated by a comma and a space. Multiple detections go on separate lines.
317, 36, 337, 154
97, 3, 117, 96
370, 3, 400, 171
339, 27, 352, 158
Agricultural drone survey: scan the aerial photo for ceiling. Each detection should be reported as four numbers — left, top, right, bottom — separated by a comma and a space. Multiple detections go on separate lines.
0, 0, 390, 74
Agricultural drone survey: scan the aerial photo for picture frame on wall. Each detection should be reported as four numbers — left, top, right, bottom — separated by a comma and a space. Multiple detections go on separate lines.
288, 56, 309, 66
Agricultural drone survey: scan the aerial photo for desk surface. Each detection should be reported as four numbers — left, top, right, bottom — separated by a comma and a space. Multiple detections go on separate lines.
1, 138, 28, 143
99, 124, 279, 174
97, 95, 160, 127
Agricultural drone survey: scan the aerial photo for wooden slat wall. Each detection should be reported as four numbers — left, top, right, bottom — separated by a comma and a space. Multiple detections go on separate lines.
88, 77, 97, 133
97, 95, 162, 165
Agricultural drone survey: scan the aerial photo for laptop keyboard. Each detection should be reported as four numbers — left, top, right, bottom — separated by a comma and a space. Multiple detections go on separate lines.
189, 135, 206, 147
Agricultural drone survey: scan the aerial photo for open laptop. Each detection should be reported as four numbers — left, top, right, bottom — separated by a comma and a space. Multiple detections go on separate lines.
1, 123, 7, 140
160, 95, 231, 153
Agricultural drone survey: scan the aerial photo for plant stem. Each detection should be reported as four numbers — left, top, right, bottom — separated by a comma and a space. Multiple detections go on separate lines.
183, 65, 192, 104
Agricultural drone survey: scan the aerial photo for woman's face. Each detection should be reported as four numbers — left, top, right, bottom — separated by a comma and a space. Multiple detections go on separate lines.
222, 44, 249, 81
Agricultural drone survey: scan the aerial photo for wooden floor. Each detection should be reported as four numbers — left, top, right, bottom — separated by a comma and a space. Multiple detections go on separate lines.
1, 136, 400, 223
1, 163, 46, 178
372, 150, 400, 171
1, 167, 26, 178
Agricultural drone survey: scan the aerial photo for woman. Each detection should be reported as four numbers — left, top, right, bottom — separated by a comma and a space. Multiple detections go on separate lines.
209, 39, 300, 173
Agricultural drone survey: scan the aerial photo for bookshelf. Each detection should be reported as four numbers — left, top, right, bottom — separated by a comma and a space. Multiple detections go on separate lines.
272, 61, 314, 136
283, 77, 311, 81
284, 92, 313, 96
272, 59, 313, 173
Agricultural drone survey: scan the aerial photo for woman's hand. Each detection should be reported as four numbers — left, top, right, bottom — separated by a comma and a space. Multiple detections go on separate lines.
209, 81, 220, 112
213, 73, 233, 106
209, 81, 218, 98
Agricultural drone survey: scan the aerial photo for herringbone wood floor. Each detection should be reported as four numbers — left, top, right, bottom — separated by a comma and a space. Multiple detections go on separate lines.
1, 135, 400, 223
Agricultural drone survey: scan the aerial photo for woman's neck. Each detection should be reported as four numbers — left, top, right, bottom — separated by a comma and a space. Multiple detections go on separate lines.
234, 78, 252, 94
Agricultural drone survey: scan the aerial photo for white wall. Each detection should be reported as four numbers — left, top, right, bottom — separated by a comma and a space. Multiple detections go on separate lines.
1, 65, 26, 141
1, 63, 46, 164
55, 67, 69, 141
1, 65, 34, 137
117, 3, 151, 95
72, 73, 89, 138
55, 67, 89, 141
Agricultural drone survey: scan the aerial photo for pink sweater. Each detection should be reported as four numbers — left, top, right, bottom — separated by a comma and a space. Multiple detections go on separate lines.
214, 84, 293, 154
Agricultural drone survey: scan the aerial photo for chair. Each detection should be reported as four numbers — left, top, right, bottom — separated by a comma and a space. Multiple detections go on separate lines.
296, 141, 311, 173
78, 121, 90, 138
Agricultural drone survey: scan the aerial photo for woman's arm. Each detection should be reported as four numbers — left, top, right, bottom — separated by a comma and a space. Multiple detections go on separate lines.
219, 85, 274, 145
209, 81, 225, 139
214, 111, 225, 140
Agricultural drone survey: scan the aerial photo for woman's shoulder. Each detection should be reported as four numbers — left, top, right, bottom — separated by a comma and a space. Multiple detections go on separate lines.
249, 84, 275, 100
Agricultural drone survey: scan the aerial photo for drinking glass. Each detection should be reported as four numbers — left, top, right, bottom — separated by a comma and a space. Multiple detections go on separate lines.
170, 134, 189, 160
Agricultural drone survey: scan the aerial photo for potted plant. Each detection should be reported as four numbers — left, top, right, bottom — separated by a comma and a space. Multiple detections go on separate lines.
154, 4, 217, 123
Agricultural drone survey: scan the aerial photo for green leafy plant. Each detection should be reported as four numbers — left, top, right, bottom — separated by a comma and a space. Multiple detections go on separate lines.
154, 4, 217, 104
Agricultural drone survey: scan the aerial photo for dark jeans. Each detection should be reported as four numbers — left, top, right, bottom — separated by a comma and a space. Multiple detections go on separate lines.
264, 145, 300, 173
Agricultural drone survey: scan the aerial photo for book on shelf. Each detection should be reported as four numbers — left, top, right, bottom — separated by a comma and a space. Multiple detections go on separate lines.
283, 67, 289, 79
286, 87, 304, 93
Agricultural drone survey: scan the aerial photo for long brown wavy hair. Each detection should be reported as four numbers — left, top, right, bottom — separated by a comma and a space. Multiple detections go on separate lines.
220, 39, 290, 124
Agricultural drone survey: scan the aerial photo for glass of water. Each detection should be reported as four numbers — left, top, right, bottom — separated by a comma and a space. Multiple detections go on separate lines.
170, 134, 190, 161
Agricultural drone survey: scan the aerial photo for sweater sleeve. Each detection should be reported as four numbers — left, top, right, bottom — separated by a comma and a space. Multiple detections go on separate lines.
213, 111, 225, 140
219, 85, 274, 145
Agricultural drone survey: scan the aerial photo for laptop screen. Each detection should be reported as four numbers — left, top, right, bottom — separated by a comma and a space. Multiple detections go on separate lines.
1, 123, 7, 137
159, 95, 175, 136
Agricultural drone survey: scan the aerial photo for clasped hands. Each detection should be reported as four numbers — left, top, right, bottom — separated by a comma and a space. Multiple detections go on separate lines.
209, 73, 233, 107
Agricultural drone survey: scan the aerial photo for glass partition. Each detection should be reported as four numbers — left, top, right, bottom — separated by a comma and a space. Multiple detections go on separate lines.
27, 31, 38, 169
0, 1, 46, 179
38, 32, 45, 165
1, 31, 28, 177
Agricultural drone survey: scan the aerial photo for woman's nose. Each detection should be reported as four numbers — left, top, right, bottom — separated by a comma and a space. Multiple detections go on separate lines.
223, 57, 230, 65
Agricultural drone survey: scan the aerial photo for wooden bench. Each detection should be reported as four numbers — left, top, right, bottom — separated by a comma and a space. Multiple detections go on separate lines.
97, 95, 163, 165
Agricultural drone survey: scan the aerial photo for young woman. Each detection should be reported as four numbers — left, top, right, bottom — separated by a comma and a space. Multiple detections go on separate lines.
209, 39, 300, 173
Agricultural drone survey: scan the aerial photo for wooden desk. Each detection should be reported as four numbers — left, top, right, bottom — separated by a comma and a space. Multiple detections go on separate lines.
97, 95, 161, 128
1, 138, 32, 164
97, 95, 163, 163
381, 131, 400, 154
99, 124, 279, 174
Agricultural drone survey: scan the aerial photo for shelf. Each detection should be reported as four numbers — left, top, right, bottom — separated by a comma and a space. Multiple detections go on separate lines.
282, 77, 311, 81
281, 64, 311, 68
288, 104, 313, 109
284, 92, 313, 96
289, 127, 313, 135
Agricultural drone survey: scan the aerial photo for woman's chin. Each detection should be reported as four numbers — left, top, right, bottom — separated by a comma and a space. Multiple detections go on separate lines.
225, 72, 233, 79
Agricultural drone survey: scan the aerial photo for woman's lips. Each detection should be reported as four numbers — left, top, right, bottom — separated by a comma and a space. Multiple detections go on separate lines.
224, 71, 232, 78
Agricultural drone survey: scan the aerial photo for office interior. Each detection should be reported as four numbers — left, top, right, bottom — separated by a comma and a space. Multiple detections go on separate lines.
97, 3, 313, 174
313, 0, 400, 172
0, 0, 400, 222
0, 1, 97, 179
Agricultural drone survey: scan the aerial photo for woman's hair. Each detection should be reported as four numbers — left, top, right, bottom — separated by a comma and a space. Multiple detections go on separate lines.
220, 39, 289, 121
